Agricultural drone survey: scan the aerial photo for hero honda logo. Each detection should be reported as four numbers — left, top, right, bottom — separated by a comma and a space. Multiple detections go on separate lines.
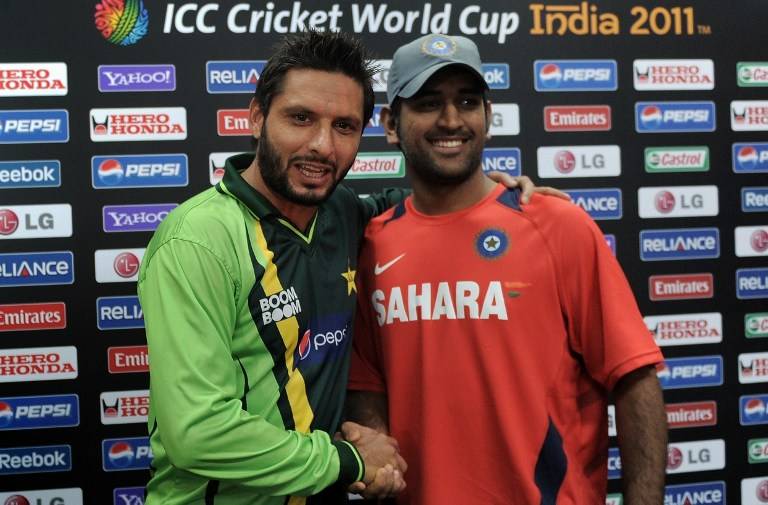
0, 302, 66, 332
543, 105, 611, 131
0, 445, 72, 475
97, 296, 144, 330
0, 394, 79, 431
98, 64, 176, 92
100, 390, 149, 424
0, 109, 68, 144
0, 160, 61, 189
733, 143, 768, 173
533, 60, 617, 91
731, 100, 768, 131
92, 154, 188, 189
633, 59, 714, 90
649, 273, 713, 301
209, 151, 241, 185
90, 107, 187, 141
565, 188, 622, 220
94, 248, 145, 283
740, 394, 768, 425
635, 102, 715, 133
638, 185, 718, 218
656, 356, 722, 389
737, 268, 768, 299
739, 352, 768, 384
639, 228, 719, 261
0, 204, 72, 240
482, 148, 520, 176
0, 63, 67, 97
0, 346, 78, 384
206, 60, 266, 93
645, 312, 722, 346
102, 437, 152, 471
735, 226, 768, 257
0, 251, 74, 287
537, 145, 620, 178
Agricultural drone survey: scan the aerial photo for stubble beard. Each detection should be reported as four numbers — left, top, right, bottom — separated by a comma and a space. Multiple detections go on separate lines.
397, 124, 482, 187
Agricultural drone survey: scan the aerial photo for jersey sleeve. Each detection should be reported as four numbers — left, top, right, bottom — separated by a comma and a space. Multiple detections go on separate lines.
138, 238, 363, 494
546, 202, 663, 391
353, 186, 411, 223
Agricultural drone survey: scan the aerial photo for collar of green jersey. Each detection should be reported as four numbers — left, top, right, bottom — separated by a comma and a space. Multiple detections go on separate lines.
219, 152, 318, 242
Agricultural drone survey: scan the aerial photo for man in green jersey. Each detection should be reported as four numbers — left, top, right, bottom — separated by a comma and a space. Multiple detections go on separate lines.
139, 30, 548, 504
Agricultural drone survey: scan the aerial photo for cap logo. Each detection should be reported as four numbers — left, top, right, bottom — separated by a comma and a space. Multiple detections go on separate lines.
421, 35, 457, 58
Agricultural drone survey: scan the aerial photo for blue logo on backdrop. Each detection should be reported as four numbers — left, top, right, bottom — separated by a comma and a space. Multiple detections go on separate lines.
635, 102, 716, 133
481, 63, 510, 89
0, 445, 71, 475
742, 187, 768, 212
664, 482, 725, 505
0, 160, 61, 189
607, 447, 621, 479
482, 148, 521, 175
364, 105, 385, 137
737, 268, 768, 299
733, 143, 768, 173
0, 395, 79, 431
102, 437, 153, 471
740, 394, 768, 425
114, 487, 145, 505
0, 110, 69, 144
97, 296, 144, 330
0, 251, 74, 287
565, 189, 622, 220
92, 154, 188, 189
604, 234, 616, 255
639, 228, 720, 261
206, 60, 267, 93
657, 356, 723, 390
534, 60, 617, 91
103, 203, 177, 233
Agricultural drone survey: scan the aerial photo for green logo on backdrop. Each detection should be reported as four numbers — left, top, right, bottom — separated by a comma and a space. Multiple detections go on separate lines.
606, 494, 623, 505
746, 312, 768, 339
738, 62, 768, 87
645, 146, 709, 173
748, 438, 768, 463
346, 152, 405, 179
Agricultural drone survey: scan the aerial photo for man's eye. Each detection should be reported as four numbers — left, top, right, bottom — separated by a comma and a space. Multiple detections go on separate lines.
335, 121, 353, 131
294, 112, 309, 122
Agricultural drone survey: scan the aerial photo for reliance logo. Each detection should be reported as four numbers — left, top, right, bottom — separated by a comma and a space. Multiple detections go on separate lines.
639, 228, 720, 261
482, 148, 521, 176
206, 60, 266, 93
97, 296, 144, 330
664, 481, 725, 504
565, 188, 622, 220
649, 273, 713, 301
533, 60, 617, 92
0, 251, 74, 288
742, 187, 768, 212
737, 268, 768, 299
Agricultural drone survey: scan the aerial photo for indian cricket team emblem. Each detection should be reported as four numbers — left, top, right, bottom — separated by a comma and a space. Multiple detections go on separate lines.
476, 228, 509, 259
421, 35, 456, 58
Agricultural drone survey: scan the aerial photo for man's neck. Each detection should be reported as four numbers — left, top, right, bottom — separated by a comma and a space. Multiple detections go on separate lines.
409, 168, 496, 215
240, 159, 317, 232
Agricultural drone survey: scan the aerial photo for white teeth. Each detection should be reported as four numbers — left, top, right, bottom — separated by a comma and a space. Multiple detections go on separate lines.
432, 139, 463, 147
297, 164, 326, 178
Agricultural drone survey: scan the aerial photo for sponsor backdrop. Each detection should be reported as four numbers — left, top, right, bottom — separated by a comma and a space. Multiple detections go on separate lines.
1, 1, 767, 503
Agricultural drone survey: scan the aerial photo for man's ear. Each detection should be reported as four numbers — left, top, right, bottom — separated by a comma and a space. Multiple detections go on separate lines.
484, 99, 493, 140
380, 106, 400, 146
249, 97, 265, 139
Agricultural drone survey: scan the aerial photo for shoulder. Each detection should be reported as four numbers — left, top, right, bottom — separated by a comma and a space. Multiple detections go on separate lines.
521, 194, 600, 240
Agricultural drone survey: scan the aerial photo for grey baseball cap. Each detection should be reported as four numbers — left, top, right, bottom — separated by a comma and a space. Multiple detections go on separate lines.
386, 34, 487, 105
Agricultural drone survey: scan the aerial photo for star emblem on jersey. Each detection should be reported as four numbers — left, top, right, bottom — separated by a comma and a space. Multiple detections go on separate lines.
341, 263, 357, 295
476, 228, 509, 259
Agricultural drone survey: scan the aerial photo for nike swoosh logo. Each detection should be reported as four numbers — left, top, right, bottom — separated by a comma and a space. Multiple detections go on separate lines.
374, 253, 406, 275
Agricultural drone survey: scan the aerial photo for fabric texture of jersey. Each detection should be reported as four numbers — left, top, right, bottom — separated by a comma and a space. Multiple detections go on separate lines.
349, 184, 664, 505
138, 153, 398, 505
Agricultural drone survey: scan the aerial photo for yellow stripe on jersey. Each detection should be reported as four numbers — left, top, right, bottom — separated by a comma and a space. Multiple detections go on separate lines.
253, 220, 314, 434
287, 496, 307, 505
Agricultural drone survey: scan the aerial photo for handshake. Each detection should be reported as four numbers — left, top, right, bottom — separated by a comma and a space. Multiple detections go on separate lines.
340, 421, 408, 499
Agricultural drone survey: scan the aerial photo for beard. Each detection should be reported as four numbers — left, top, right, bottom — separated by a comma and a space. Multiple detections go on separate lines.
397, 124, 482, 187
256, 123, 344, 206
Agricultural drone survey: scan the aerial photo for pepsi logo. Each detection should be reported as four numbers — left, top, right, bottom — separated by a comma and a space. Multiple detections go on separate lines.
98, 159, 124, 185
738, 146, 759, 168
752, 230, 768, 252
113, 252, 140, 278
0, 209, 19, 235
0, 401, 13, 428
640, 106, 663, 128
108, 441, 135, 467
538, 63, 562, 87
298, 329, 311, 360
666, 446, 683, 470
657, 364, 671, 382
654, 191, 676, 213
554, 150, 576, 173
4, 496, 30, 505
745, 398, 766, 420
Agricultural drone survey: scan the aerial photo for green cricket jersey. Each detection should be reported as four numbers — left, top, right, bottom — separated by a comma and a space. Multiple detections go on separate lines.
138, 153, 400, 505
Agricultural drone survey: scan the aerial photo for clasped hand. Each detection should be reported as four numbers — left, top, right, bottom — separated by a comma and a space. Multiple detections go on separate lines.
341, 421, 407, 499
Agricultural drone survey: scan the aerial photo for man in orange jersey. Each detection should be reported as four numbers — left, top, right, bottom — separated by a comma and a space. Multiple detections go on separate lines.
347, 34, 667, 505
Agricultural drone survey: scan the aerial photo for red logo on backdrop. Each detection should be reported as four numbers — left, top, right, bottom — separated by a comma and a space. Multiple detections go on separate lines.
649, 273, 714, 301
108, 345, 149, 373
4, 496, 31, 505
654, 191, 676, 213
0, 302, 66, 332
665, 401, 717, 429
757, 479, 768, 501
0, 209, 20, 235
752, 229, 768, 252
543, 105, 611, 132
666, 446, 683, 470
114, 252, 140, 278
217, 109, 250, 136
554, 150, 577, 173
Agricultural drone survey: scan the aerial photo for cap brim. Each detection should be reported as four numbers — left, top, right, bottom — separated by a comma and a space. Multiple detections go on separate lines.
391, 62, 488, 104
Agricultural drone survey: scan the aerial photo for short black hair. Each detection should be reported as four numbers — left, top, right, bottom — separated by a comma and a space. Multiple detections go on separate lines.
255, 30, 378, 127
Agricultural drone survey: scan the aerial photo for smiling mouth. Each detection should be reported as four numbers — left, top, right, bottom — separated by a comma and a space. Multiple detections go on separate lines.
295, 162, 332, 179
